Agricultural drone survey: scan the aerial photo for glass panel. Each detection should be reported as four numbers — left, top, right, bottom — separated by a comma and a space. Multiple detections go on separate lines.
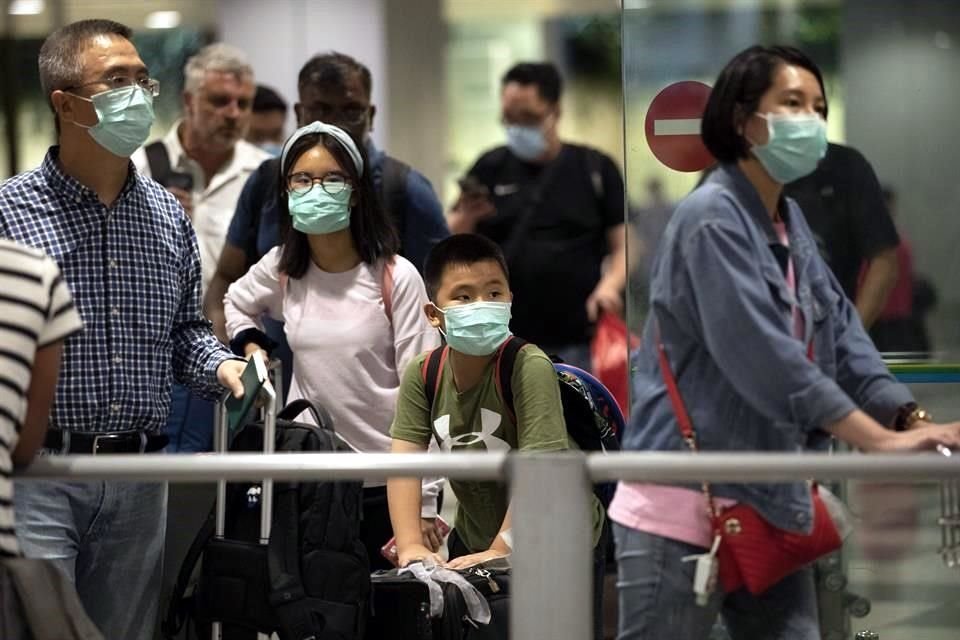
622, 3, 960, 638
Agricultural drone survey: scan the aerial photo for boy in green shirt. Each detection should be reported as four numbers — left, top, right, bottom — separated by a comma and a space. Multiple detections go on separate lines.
387, 233, 605, 570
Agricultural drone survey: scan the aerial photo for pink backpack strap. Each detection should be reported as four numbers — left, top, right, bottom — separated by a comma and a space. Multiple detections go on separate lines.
279, 271, 288, 294
381, 257, 395, 323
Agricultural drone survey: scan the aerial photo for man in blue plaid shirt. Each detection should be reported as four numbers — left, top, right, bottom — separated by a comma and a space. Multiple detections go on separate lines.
0, 19, 246, 639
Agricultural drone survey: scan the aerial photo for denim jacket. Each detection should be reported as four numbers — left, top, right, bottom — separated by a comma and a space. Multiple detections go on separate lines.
624, 163, 913, 533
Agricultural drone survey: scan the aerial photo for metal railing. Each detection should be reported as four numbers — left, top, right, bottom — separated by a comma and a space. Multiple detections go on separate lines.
19, 450, 960, 640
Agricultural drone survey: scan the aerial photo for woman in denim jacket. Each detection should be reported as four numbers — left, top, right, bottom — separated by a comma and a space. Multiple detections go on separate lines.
608, 45, 960, 640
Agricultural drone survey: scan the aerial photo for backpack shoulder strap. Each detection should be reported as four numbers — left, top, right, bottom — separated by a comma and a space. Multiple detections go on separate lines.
584, 147, 605, 202
380, 156, 410, 247
161, 507, 215, 638
420, 346, 449, 412
381, 257, 395, 323
145, 141, 172, 184
494, 336, 529, 424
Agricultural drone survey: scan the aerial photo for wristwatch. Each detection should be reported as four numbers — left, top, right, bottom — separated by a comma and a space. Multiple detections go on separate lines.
894, 402, 933, 431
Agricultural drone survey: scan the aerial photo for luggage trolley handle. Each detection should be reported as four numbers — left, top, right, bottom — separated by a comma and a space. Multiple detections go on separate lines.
211, 359, 280, 640
937, 445, 960, 568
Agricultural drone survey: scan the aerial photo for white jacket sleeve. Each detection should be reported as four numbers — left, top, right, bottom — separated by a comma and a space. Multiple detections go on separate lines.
386, 257, 445, 518
224, 246, 284, 340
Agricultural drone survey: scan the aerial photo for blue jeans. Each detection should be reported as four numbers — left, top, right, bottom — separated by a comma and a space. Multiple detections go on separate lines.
165, 383, 215, 452
613, 523, 820, 640
14, 477, 167, 640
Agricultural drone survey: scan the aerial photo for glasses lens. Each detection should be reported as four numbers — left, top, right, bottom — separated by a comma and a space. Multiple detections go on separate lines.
321, 176, 348, 195
288, 174, 314, 194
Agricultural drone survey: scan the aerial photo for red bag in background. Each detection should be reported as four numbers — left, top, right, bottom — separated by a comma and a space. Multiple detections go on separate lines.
591, 312, 639, 415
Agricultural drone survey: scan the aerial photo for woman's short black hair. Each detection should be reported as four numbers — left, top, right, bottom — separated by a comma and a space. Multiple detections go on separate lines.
277, 131, 398, 278
423, 234, 509, 302
701, 45, 827, 164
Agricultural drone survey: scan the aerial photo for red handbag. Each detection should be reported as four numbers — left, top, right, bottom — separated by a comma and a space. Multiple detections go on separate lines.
656, 339, 842, 595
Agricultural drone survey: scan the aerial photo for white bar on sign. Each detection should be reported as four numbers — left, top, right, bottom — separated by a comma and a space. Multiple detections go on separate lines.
654, 118, 702, 136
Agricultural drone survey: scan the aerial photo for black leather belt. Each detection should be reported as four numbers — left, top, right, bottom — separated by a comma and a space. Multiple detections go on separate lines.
44, 430, 169, 454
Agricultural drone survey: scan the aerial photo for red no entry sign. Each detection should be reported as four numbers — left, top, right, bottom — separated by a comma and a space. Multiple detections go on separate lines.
644, 81, 715, 172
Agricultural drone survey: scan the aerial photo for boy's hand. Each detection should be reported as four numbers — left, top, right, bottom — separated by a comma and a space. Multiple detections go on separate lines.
421, 518, 444, 552
445, 549, 507, 570
398, 543, 444, 569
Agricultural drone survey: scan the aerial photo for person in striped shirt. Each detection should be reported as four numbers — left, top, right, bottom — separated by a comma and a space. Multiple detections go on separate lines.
0, 239, 83, 558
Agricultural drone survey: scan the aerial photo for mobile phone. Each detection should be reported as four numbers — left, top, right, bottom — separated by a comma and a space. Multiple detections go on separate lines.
163, 171, 194, 192
381, 516, 451, 567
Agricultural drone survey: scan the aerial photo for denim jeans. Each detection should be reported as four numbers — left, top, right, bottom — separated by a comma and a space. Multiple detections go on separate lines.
165, 383, 215, 453
613, 523, 820, 640
14, 477, 167, 640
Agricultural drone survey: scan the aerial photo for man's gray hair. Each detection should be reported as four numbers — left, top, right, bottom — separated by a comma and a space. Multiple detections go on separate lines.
183, 43, 254, 94
38, 19, 133, 108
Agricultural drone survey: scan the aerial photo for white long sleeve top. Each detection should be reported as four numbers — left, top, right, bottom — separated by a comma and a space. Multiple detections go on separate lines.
224, 247, 443, 514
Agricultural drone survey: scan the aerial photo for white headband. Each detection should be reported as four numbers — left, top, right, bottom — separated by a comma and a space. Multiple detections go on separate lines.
280, 120, 364, 177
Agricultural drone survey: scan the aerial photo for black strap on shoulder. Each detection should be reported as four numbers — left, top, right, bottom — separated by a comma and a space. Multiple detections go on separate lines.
161, 507, 215, 638
495, 336, 528, 422
145, 141, 172, 185
583, 147, 605, 203
422, 346, 447, 411
380, 156, 410, 250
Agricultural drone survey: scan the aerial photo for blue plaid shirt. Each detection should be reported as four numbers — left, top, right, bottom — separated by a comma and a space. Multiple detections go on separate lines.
0, 147, 236, 434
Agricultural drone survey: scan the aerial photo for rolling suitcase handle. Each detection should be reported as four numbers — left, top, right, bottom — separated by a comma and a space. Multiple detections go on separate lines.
211, 359, 280, 640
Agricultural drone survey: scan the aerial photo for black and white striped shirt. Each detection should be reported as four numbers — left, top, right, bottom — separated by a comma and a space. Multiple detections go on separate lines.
0, 240, 82, 556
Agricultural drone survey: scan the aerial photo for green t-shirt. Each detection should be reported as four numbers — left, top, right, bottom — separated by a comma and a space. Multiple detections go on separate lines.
391, 344, 604, 553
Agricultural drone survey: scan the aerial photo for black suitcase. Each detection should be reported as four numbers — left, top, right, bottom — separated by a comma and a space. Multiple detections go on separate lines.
367, 566, 509, 640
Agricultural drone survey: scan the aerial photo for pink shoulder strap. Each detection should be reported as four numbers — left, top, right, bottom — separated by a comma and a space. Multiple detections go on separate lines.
381, 257, 395, 323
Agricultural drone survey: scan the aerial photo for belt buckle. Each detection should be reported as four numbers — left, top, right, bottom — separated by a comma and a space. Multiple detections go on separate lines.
91, 433, 147, 455
91, 434, 112, 455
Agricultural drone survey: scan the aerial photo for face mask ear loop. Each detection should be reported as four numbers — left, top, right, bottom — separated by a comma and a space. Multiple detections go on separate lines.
429, 303, 447, 338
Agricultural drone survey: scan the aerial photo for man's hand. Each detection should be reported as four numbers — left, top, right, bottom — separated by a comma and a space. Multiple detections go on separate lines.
586, 279, 624, 322
445, 549, 507, 570
448, 193, 495, 234
168, 186, 194, 220
421, 518, 445, 552
398, 543, 444, 569
217, 359, 246, 398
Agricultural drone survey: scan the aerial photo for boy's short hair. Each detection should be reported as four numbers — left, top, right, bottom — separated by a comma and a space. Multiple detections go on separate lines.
423, 234, 509, 301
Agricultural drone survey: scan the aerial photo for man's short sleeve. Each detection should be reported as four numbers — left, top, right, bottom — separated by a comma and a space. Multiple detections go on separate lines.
227, 158, 276, 266
38, 259, 83, 348
390, 353, 433, 446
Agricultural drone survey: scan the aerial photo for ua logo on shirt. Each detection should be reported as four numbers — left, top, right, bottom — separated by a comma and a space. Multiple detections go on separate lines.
433, 409, 510, 452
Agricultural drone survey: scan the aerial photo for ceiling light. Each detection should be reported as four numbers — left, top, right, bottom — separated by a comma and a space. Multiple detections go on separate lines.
145, 10, 182, 29
8, 0, 44, 15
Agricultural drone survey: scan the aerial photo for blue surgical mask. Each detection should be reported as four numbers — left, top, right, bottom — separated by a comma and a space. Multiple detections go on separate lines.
505, 125, 547, 162
71, 85, 155, 157
288, 186, 352, 235
435, 301, 512, 356
750, 112, 828, 184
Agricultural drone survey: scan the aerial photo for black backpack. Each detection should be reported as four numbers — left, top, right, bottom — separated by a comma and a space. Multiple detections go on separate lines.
162, 400, 370, 640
